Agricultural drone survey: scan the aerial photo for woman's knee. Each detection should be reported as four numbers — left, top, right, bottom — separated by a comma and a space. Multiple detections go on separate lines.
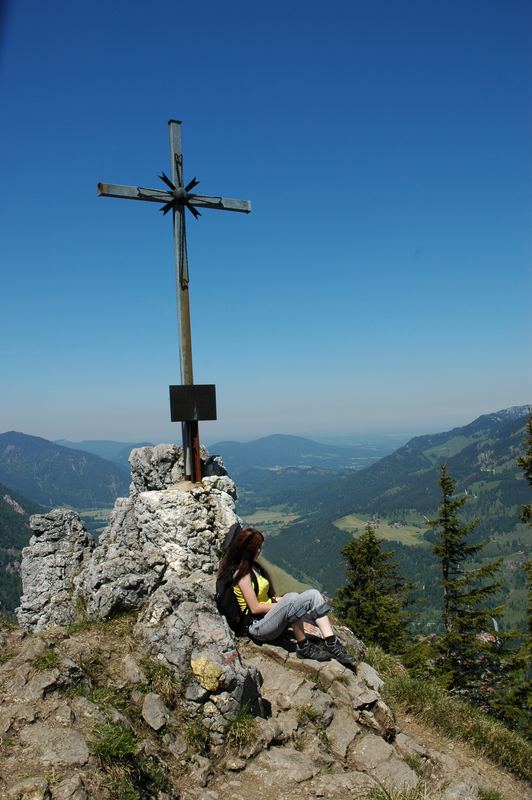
301, 588, 325, 604
282, 592, 300, 603
302, 588, 330, 617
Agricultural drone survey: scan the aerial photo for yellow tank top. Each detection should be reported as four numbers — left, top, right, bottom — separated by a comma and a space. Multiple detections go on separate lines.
233, 569, 272, 613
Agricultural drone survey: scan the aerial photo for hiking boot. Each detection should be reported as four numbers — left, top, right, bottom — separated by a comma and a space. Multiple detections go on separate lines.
325, 637, 356, 668
296, 640, 330, 662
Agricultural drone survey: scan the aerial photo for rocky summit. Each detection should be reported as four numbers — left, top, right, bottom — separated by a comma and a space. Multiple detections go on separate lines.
0, 445, 529, 800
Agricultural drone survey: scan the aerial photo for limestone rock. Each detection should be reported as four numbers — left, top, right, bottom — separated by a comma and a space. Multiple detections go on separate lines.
121, 653, 147, 684
129, 444, 228, 494
247, 746, 319, 784
16, 510, 94, 631
142, 692, 170, 730
373, 757, 419, 791
443, 783, 480, 800
326, 707, 361, 758
19, 723, 89, 766
359, 699, 396, 741
351, 734, 394, 771
312, 770, 379, 797
357, 662, 384, 693
6, 777, 51, 800
51, 775, 88, 800
395, 732, 428, 759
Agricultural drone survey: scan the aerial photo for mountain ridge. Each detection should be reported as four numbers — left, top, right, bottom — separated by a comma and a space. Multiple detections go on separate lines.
0, 431, 130, 508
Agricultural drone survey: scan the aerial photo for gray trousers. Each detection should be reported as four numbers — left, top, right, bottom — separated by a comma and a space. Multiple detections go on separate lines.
248, 589, 330, 642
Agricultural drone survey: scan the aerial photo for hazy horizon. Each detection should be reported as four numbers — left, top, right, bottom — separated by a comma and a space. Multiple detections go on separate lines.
2, 401, 529, 450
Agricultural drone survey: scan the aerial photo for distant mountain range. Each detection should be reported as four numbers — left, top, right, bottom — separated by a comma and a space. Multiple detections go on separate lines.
0, 432, 130, 508
264, 406, 531, 632
211, 433, 400, 514
55, 439, 153, 468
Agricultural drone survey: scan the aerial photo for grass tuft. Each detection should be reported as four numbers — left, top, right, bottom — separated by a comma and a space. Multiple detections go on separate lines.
184, 718, 210, 754
296, 705, 321, 725
478, 791, 503, 800
0, 653, 14, 665
376, 655, 532, 782
140, 658, 186, 706
224, 707, 258, 751
91, 723, 138, 764
0, 613, 17, 630
369, 784, 429, 800
32, 646, 60, 671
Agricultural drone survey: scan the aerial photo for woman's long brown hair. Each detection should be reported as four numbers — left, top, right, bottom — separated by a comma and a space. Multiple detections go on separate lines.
218, 527, 275, 596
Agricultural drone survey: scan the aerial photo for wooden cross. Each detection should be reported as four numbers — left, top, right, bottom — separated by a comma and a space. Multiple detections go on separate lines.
98, 119, 251, 482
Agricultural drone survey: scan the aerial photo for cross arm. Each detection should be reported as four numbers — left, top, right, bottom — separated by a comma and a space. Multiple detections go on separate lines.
97, 183, 251, 214
97, 183, 171, 203
187, 194, 251, 213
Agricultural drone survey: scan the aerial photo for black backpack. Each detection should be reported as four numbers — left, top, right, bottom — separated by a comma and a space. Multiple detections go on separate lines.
215, 569, 259, 635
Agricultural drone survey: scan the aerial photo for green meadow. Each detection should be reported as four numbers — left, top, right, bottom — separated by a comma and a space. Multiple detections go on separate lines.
334, 512, 429, 546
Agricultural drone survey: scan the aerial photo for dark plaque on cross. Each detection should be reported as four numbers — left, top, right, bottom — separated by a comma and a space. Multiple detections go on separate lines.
98, 120, 251, 482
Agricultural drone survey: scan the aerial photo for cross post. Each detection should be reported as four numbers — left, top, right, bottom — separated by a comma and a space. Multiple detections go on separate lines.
98, 120, 251, 482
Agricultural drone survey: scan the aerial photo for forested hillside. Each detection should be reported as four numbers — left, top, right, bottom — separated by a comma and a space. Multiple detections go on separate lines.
261, 408, 531, 633
0, 431, 130, 507
0, 482, 43, 613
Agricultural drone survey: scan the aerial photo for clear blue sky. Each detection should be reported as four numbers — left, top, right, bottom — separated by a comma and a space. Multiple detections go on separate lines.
1, 0, 531, 444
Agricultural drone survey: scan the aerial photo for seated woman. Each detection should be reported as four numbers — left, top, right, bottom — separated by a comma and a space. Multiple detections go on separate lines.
218, 527, 355, 667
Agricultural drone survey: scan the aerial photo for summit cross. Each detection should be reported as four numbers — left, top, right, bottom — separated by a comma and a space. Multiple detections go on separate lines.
98, 119, 251, 482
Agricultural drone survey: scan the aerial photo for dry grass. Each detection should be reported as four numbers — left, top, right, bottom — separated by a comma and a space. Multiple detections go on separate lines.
364, 644, 532, 782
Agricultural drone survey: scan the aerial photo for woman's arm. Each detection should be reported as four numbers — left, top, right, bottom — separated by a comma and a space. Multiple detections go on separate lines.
237, 574, 277, 615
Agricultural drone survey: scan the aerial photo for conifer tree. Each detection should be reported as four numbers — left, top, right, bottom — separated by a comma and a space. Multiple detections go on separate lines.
517, 409, 532, 526
430, 464, 505, 703
334, 523, 411, 653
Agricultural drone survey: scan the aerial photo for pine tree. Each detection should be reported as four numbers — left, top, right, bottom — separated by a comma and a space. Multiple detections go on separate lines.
430, 464, 505, 704
517, 409, 532, 526
334, 523, 411, 652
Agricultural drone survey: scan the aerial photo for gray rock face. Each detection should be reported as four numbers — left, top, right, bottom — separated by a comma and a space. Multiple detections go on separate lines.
129, 444, 227, 494
17, 510, 95, 631
78, 472, 238, 620
16, 446, 261, 726
142, 692, 170, 730
19, 722, 89, 766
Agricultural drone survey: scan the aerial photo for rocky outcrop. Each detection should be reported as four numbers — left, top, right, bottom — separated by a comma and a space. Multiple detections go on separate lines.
16, 446, 262, 734
17, 509, 95, 631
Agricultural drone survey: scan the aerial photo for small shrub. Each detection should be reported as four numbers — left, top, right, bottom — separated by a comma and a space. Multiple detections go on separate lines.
104, 613, 136, 638
403, 752, 427, 776
0, 653, 13, 665
296, 705, 321, 725
90, 723, 138, 765
333, 674, 349, 685
316, 725, 331, 752
184, 718, 210, 754
478, 791, 503, 800
369, 785, 428, 800
104, 765, 140, 800
0, 612, 17, 629
44, 769, 62, 786
138, 755, 169, 792
307, 673, 328, 692
140, 658, 186, 706
32, 647, 60, 671
66, 619, 95, 635
89, 686, 132, 712
78, 647, 106, 681
224, 708, 258, 751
